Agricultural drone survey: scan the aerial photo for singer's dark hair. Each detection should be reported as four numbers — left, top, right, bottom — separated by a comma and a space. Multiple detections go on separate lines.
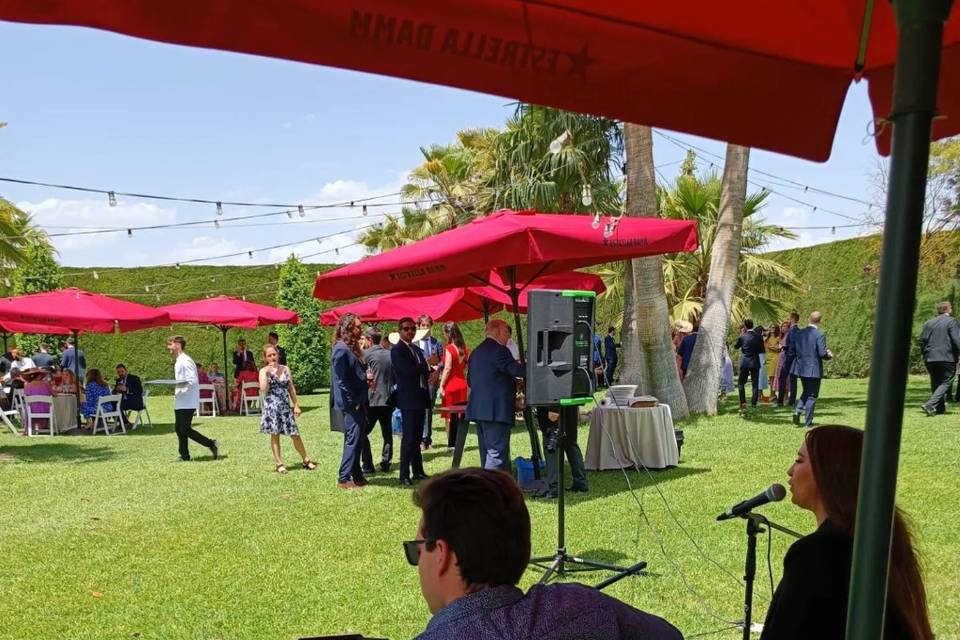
413, 468, 530, 589
806, 425, 932, 640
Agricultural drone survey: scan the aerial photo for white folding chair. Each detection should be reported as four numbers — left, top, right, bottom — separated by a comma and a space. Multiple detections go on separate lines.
1, 390, 20, 434
198, 384, 218, 417
241, 382, 262, 416
131, 389, 152, 430
11, 388, 26, 415
24, 394, 57, 436
92, 394, 126, 435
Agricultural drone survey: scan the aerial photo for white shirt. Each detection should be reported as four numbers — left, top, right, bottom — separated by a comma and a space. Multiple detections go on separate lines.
5, 356, 36, 381
173, 352, 200, 410
506, 339, 520, 361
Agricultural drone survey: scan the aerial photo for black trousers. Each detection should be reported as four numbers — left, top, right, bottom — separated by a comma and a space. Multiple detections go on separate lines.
537, 407, 587, 492
174, 408, 213, 460
924, 361, 957, 414
446, 413, 463, 449
777, 357, 797, 406
361, 405, 393, 470
399, 408, 426, 481
338, 405, 366, 483
738, 367, 760, 406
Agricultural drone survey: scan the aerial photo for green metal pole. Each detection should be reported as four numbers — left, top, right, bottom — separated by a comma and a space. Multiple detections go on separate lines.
846, 2, 952, 639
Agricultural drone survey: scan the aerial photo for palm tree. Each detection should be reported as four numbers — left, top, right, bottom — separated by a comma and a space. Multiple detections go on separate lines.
1, 199, 49, 290
358, 207, 430, 254
659, 168, 800, 325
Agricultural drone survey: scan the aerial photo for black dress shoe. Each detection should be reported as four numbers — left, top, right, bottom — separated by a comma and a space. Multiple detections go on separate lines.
792, 412, 801, 426
379, 462, 391, 472
398, 478, 414, 486
568, 484, 589, 493
412, 473, 429, 481
361, 467, 376, 475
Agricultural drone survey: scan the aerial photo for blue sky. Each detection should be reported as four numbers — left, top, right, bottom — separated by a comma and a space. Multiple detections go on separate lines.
1, 21, 885, 277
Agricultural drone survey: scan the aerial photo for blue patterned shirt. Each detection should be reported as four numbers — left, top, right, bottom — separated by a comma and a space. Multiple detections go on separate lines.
414, 583, 682, 640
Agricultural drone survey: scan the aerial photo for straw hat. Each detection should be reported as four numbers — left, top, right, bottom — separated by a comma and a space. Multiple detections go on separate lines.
18, 367, 46, 380
673, 319, 693, 333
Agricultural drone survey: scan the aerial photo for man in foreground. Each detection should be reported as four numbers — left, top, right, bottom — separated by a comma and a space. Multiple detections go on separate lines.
919, 301, 960, 416
466, 319, 524, 472
168, 335, 219, 461
790, 311, 833, 428
407, 468, 682, 639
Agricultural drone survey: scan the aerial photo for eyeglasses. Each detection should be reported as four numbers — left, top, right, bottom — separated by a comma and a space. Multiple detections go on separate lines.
402, 538, 435, 566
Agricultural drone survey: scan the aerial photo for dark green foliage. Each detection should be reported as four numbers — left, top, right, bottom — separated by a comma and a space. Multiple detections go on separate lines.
771, 231, 960, 377
11, 242, 64, 355
275, 255, 327, 394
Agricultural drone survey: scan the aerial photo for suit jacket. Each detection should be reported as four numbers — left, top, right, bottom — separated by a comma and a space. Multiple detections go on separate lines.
60, 348, 86, 378
466, 337, 525, 425
364, 344, 395, 407
733, 331, 765, 370
760, 519, 911, 640
918, 314, 960, 363
790, 326, 831, 378
32, 352, 57, 371
116, 373, 144, 411
390, 340, 431, 411
603, 335, 618, 364
331, 341, 368, 411
677, 332, 698, 372
783, 325, 798, 360
232, 349, 255, 379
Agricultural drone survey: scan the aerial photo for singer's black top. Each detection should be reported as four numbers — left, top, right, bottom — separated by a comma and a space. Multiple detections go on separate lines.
760, 519, 911, 640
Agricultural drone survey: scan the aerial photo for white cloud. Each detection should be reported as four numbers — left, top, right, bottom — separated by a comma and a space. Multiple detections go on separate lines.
303, 113, 316, 122
281, 121, 294, 130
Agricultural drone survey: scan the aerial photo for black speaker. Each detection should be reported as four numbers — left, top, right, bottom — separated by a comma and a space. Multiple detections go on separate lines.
525, 289, 596, 407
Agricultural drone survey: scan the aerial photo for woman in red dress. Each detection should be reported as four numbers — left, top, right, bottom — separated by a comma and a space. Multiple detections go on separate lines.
437, 321, 469, 450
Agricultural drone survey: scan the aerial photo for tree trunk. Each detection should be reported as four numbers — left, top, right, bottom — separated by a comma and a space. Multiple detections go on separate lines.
620, 124, 689, 419
683, 144, 751, 414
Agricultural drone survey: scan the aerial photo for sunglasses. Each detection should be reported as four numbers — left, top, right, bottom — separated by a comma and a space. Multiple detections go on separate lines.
402, 538, 435, 566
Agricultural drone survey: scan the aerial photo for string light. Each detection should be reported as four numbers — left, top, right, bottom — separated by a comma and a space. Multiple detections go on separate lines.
92, 271, 99, 280
286, 211, 294, 219
216, 202, 223, 216
362, 205, 368, 216
214, 219, 220, 229
127, 229, 132, 238
549, 130, 571, 154
108, 191, 117, 207
298, 205, 305, 218
591, 212, 601, 230
144, 285, 150, 292
581, 184, 593, 207
248, 251, 254, 259
3, 277, 10, 288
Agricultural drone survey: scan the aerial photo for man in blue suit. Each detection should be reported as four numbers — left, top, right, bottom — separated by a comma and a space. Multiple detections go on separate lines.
332, 314, 370, 489
777, 311, 801, 407
466, 319, 525, 473
391, 317, 437, 486
733, 319, 765, 410
790, 311, 833, 428
603, 327, 619, 386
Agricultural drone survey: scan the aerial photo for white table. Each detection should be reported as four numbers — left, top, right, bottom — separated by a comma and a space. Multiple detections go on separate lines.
585, 404, 679, 470
53, 395, 78, 430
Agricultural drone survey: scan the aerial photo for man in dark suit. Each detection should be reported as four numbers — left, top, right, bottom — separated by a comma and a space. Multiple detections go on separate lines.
777, 311, 801, 407
362, 326, 395, 473
734, 319, 765, 410
790, 311, 833, 427
60, 337, 86, 382
31, 344, 57, 372
267, 331, 286, 366
391, 317, 437, 486
332, 314, 370, 489
232, 338, 255, 379
676, 320, 699, 379
466, 319, 525, 472
918, 301, 960, 416
114, 363, 144, 423
603, 327, 619, 385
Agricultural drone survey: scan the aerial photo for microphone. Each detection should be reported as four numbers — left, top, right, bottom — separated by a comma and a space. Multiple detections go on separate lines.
716, 484, 786, 521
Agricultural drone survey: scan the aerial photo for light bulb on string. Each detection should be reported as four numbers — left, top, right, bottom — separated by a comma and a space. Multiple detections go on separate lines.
581, 184, 593, 207
316, 237, 323, 245
155, 294, 160, 301
591, 212, 601, 230
3, 277, 10, 288
92, 271, 99, 280
127, 229, 132, 238
335, 247, 340, 256
175, 263, 181, 270
216, 202, 223, 216
108, 191, 117, 207
298, 205, 305, 218
144, 285, 150, 292
287, 211, 293, 219
831, 226, 836, 234
214, 219, 220, 229
248, 251, 254, 259
549, 130, 571, 154
362, 205, 368, 216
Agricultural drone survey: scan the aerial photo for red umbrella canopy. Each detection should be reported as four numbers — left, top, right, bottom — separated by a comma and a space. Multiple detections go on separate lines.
313, 210, 696, 300
0, 320, 73, 335
160, 296, 300, 329
472, 270, 606, 311
320, 288, 502, 326
0, 288, 170, 333
1, 1, 956, 161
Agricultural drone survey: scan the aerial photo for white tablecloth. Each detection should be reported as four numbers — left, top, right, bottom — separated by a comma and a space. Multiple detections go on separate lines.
585, 404, 678, 470
54, 395, 79, 430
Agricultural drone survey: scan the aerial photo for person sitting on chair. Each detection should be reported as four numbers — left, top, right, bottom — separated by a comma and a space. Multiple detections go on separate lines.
113, 363, 144, 423
81, 369, 113, 430
232, 360, 260, 412
406, 468, 682, 640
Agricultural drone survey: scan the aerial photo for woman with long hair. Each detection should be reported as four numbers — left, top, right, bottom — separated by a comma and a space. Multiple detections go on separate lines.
764, 324, 782, 402
331, 313, 369, 488
437, 321, 469, 450
80, 369, 114, 428
761, 425, 932, 640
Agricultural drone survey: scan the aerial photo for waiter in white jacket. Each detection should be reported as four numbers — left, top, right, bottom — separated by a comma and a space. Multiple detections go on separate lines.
167, 335, 219, 461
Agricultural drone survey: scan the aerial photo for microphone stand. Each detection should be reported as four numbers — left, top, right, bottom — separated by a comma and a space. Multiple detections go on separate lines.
736, 513, 802, 640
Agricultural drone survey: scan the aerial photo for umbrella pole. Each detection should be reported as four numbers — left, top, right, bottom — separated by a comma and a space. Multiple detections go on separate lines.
73, 330, 83, 431
220, 325, 229, 395
482, 299, 490, 324
847, 4, 952, 640
508, 268, 543, 480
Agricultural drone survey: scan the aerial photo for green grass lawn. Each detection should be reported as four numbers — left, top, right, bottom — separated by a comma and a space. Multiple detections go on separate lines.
1, 377, 957, 640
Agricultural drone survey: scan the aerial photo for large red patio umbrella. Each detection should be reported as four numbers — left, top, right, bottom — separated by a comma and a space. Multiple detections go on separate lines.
1, 320, 72, 353
0, 288, 171, 427
3, 3, 955, 635
1, 2, 955, 162
159, 295, 299, 384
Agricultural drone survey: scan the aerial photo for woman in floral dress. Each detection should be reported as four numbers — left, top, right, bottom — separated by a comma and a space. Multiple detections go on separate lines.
259, 344, 316, 474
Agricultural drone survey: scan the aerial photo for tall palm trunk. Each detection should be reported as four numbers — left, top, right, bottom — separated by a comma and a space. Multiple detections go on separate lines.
683, 144, 750, 414
620, 124, 689, 419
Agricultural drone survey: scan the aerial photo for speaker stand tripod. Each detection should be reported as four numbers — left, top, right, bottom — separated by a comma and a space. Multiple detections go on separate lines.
528, 406, 647, 589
